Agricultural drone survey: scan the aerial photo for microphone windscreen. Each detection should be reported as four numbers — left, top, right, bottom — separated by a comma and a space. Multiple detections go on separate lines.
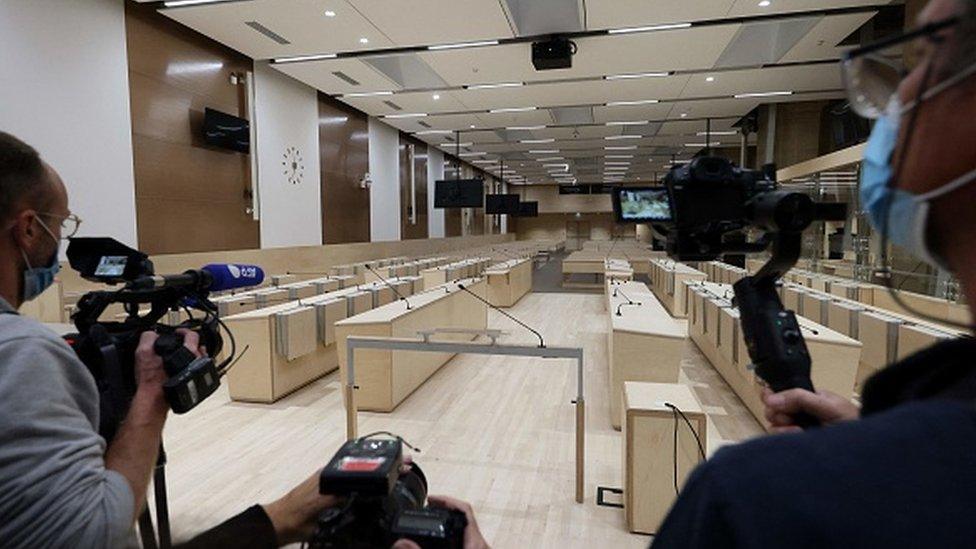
203, 263, 265, 292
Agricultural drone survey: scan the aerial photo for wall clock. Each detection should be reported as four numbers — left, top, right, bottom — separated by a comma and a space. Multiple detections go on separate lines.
281, 146, 305, 185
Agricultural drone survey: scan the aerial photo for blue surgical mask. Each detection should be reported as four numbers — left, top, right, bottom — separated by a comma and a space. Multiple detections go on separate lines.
860, 95, 976, 271
19, 217, 61, 302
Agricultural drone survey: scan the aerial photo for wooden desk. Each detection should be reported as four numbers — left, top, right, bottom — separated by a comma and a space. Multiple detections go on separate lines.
335, 278, 489, 412
484, 258, 533, 308
649, 260, 707, 318
562, 251, 607, 288
421, 259, 489, 291
607, 281, 688, 429
623, 382, 706, 535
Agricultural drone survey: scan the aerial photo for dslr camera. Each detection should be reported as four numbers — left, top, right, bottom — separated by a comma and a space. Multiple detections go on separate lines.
309, 436, 467, 549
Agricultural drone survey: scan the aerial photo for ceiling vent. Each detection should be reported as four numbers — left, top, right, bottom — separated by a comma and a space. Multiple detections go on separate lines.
332, 71, 361, 86
714, 16, 821, 67
382, 100, 403, 111
244, 21, 291, 45
363, 54, 448, 89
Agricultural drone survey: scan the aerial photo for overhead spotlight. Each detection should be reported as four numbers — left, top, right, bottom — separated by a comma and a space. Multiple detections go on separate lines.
359, 37, 369, 44
680, 113, 688, 118
706, 76, 715, 82
432, 94, 441, 100
758, 0, 771, 6
324, 10, 336, 17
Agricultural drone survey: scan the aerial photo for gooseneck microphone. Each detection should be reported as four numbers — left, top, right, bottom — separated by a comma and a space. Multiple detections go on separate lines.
364, 263, 412, 310
456, 282, 546, 348
614, 289, 641, 317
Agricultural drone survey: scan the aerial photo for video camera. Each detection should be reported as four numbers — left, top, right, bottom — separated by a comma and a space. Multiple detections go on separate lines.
64, 237, 262, 441
309, 435, 467, 549
661, 157, 847, 427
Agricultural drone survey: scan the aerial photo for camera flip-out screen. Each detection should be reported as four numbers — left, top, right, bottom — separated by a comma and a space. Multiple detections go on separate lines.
612, 187, 673, 223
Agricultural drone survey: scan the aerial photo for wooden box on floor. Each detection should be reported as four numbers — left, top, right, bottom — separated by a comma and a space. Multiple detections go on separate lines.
335, 279, 489, 412
485, 258, 533, 308
623, 382, 706, 535
607, 282, 688, 429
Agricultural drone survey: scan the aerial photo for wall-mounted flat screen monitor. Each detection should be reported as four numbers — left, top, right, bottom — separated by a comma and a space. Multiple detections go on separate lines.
515, 201, 539, 218
485, 194, 521, 215
203, 108, 250, 153
434, 179, 484, 208
559, 185, 589, 195
612, 186, 672, 223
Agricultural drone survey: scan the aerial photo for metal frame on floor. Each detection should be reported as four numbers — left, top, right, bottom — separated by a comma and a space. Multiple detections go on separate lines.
344, 333, 586, 503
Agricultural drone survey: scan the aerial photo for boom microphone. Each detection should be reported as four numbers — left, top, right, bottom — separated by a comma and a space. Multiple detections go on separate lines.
456, 282, 545, 348
128, 264, 264, 293
364, 264, 412, 309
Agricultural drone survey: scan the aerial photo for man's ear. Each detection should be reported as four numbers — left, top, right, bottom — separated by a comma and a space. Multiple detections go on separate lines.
10, 209, 38, 250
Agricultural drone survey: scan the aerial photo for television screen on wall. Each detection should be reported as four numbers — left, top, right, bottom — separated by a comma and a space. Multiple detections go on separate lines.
434, 179, 485, 208
485, 194, 521, 215
515, 201, 539, 218
203, 108, 250, 154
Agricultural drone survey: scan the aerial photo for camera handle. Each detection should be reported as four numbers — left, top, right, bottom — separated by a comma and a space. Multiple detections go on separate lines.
732, 231, 820, 429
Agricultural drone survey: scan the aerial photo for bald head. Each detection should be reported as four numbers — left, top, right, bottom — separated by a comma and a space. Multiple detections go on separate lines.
0, 132, 59, 226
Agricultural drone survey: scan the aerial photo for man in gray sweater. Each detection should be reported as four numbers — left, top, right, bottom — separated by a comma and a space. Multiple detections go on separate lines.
0, 132, 336, 547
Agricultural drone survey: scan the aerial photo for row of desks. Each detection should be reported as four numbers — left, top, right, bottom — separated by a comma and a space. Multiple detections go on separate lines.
648, 259, 707, 318
421, 257, 491, 290
484, 258, 533, 308
686, 281, 862, 429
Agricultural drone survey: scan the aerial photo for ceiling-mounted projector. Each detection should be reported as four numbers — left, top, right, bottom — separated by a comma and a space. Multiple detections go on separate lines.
532, 36, 575, 70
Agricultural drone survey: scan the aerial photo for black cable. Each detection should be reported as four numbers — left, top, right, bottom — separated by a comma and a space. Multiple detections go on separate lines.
663, 402, 707, 496
456, 282, 546, 348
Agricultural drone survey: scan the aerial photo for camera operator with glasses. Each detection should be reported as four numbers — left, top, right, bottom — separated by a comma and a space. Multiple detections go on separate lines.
0, 131, 490, 548
651, 0, 976, 547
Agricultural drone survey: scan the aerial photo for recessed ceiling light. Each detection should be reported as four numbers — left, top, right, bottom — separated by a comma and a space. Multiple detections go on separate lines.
605, 146, 638, 150
459, 152, 487, 157
521, 138, 555, 144
606, 99, 660, 107
758, 0, 771, 6
273, 53, 337, 64
734, 91, 793, 99
466, 82, 524, 90
696, 131, 738, 136
507, 125, 546, 131
359, 37, 369, 44
684, 142, 722, 147
344, 90, 393, 97
428, 40, 499, 51
537, 156, 564, 161
605, 135, 642, 140
529, 149, 559, 154
384, 112, 428, 119
608, 22, 692, 35
415, 129, 453, 135
680, 113, 688, 118
489, 107, 537, 114
432, 94, 441, 100
606, 120, 649, 126
605, 161, 631, 165
604, 72, 671, 81
445, 142, 473, 147
706, 76, 715, 82
324, 10, 336, 17
469, 125, 476, 129
163, 0, 236, 6
606, 155, 633, 159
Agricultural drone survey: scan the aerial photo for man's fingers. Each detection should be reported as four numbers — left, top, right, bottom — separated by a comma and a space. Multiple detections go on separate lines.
176, 328, 203, 358
764, 388, 826, 416
769, 425, 803, 435
136, 331, 159, 357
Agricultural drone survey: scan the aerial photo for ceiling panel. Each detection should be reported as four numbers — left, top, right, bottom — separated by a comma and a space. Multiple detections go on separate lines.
780, 11, 876, 63
161, 0, 393, 60
725, 0, 883, 18
342, 89, 469, 115
475, 109, 556, 128
680, 63, 842, 97
418, 24, 740, 87
272, 58, 401, 94
348, 0, 515, 46
592, 103, 675, 123
585, 0, 736, 30
449, 75, 692, 111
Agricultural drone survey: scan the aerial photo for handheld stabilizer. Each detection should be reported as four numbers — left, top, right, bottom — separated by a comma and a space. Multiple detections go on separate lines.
64, 238, 257, 440
310, 436, 467, 549
663, 157, 847, 428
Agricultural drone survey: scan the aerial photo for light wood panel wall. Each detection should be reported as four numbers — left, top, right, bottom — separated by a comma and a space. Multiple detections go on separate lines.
515, 213, 630, 244
125, 3, 259, 254
319, 93, 370, 244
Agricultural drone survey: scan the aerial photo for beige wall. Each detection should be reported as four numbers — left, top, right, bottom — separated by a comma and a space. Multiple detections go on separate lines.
514, 213, 634, 243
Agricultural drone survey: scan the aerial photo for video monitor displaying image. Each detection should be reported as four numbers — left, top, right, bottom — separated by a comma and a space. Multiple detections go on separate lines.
612, 187, 672, 223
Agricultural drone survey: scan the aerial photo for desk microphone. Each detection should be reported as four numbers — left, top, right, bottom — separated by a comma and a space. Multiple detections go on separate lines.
614, 289, 641, 316
456, 282, 546, 348
364, 264, 412, 310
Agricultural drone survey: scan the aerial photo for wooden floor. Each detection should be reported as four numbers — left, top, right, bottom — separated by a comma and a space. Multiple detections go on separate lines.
160, 292, 763, 547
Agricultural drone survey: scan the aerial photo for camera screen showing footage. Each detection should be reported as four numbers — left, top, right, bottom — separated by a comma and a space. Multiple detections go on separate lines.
612, 187, 673, 223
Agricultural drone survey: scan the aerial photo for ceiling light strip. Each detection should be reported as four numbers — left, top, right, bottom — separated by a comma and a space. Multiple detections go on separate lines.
607, 22, 692, 35
273, 53, 337, 64
428, 40, 500, 51
733, 91, 794, 99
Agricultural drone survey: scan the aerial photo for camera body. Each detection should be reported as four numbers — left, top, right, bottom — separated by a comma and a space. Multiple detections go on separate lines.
664, 157, 778, 261
310, 438, 467, 549
64, 238, 228, 441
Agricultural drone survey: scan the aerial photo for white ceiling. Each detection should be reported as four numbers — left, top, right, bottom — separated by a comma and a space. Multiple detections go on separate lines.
157, 0, 890, 184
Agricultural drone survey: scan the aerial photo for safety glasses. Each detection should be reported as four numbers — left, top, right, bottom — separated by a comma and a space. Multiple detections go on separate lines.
841, 17, 958, 119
